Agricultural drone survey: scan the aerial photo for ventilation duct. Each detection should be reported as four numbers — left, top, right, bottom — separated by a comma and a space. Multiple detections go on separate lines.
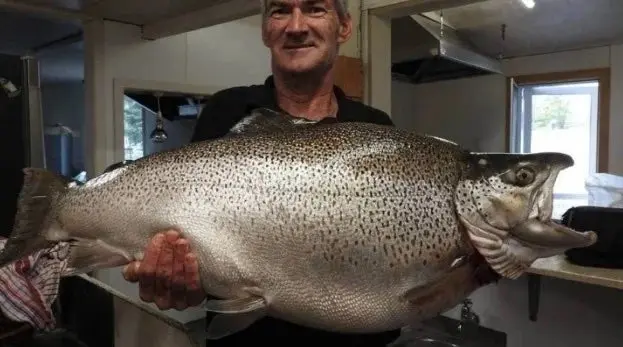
392, 14, 502, 84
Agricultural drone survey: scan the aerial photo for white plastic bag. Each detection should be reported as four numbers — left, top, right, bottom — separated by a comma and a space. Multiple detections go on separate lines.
585, 173, 623, 208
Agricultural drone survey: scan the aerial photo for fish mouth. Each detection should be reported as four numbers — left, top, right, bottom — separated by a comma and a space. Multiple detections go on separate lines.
510, 218, 597, 250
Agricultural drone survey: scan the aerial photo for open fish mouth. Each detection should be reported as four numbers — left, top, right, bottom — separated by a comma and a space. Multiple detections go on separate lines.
510, 218, 597, 249
515, 186, 597, 250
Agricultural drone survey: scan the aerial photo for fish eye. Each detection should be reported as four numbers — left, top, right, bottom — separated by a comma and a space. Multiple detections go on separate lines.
514, 167, 535, 186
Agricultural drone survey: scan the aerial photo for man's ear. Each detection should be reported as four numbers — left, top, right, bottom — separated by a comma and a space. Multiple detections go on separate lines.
261, 22, 270, 47
337, 13, 353, 44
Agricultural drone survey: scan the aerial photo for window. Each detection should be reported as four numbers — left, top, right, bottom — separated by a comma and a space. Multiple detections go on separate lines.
124, 96, 145, 161
508, 69, 610, 219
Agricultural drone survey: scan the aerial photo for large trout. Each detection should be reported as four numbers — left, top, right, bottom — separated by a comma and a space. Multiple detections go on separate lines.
0, 109, 597, 340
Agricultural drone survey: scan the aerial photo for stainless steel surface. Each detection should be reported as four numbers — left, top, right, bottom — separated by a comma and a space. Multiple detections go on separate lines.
21, 55, 46, 168
410, 14, 502, 74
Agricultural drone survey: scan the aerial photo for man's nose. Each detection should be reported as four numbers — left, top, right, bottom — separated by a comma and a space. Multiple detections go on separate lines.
285, 9, 308, 34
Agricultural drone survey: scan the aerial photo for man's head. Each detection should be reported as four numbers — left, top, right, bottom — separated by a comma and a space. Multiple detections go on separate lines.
260, 0, 352, 76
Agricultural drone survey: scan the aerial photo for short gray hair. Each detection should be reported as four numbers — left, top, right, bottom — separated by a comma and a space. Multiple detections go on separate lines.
259, 0, 349, 20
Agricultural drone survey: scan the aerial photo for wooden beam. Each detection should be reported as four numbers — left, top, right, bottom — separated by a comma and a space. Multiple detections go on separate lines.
141, 0, 260, 40
364, 0, 488, 18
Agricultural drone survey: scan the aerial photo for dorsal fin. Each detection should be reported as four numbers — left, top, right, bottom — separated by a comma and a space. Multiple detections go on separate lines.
227, 108, 326, 136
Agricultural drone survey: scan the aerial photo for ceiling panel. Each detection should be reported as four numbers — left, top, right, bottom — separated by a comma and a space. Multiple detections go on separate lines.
83, 0, 226, 25
421, 0, 623, 58
2, 0, 229, 25
0, 7, 81, 55
11, 0, 101, 11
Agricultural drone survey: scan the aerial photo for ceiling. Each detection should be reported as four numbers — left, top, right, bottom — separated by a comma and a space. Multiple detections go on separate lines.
5, 0, 221, 25
417, 0, 623, 58
0, 7, 84, 83
2, 0, 623, 83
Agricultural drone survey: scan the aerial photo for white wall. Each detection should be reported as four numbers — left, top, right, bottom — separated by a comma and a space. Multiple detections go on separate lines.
392, 74, 507, 152
83, 14, 271, 330
391, 44, 623, 347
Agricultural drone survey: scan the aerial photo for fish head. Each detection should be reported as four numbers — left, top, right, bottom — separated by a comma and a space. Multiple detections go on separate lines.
455, 151, 597, 279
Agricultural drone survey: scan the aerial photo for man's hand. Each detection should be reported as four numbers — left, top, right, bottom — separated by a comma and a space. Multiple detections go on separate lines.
122, 230, 206, 310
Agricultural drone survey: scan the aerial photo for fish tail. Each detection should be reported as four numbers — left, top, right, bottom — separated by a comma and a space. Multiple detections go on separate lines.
0, 168, 70, 268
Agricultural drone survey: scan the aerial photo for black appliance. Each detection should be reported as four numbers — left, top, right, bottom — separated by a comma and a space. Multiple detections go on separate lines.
0, 53, 45, 239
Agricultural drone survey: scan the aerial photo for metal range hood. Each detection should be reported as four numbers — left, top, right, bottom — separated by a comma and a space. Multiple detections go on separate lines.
391, 14, 502, 84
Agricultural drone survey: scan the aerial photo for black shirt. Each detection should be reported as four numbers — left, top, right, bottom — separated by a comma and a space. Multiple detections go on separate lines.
191, 75, 393, 142
191, 76, 400, 346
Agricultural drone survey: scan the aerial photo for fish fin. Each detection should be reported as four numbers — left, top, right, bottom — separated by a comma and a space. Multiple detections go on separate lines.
402, 255, 482, 315
460, 216, 533, 279
0, 168, 71, 268
227, 107, 320, 136
203, 289, 268, 339
206, 307, 268, 340
62, 238, 132, 276
203, 295, 266, 314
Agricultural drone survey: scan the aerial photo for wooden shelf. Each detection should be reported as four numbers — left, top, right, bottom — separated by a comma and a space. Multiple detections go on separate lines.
527, 255, 623, 290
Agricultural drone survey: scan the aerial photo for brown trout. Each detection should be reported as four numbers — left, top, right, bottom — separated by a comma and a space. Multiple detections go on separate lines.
0, 109, 597, 340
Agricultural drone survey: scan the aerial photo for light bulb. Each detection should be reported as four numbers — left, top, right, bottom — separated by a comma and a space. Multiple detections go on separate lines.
521, 0, 535, 9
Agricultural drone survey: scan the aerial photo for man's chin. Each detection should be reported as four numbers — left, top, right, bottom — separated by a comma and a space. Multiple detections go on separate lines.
277, 60, 328, 75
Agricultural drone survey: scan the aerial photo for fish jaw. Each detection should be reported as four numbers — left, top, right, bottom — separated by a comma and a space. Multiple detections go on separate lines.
455, 151, 598, 279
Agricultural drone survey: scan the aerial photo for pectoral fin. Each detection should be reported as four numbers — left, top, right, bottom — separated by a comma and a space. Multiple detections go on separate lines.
204, 296, 266, 314
204, 293, 268, 340
206, 308, 268, 339
62, 238, 132, 276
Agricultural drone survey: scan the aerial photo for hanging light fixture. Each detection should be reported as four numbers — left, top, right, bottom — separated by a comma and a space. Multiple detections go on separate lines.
150, 92, 168, 143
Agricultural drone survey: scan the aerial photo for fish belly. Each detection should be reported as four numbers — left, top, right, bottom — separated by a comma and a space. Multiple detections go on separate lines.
179, 189, 468, 333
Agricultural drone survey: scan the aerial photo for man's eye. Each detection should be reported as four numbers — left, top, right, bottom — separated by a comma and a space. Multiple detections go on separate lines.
306, 6, 327, 16
270, 8, 289, 16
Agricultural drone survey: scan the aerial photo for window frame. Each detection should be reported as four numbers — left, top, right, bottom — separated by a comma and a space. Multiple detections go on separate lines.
505, 68, 611, 173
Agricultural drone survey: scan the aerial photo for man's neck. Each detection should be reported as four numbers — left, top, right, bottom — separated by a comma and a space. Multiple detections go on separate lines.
272, 67, 338, 121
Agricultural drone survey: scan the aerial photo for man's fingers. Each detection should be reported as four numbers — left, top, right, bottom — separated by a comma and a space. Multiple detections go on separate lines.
172, 239, 189, 311
139, 233, 165, 303
185, 253, 206, 306
154, 231, 178, 300
122, 262, 140, 282
154, 231, 179, 309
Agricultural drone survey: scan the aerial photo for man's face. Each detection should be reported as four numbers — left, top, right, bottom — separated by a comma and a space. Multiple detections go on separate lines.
262, 0, 352, 75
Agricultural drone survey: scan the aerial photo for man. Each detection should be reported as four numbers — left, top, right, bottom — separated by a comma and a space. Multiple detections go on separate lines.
122, 0, 399, 344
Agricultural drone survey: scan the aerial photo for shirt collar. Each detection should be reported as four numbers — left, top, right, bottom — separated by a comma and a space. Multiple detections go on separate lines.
246, 75, 349, 119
